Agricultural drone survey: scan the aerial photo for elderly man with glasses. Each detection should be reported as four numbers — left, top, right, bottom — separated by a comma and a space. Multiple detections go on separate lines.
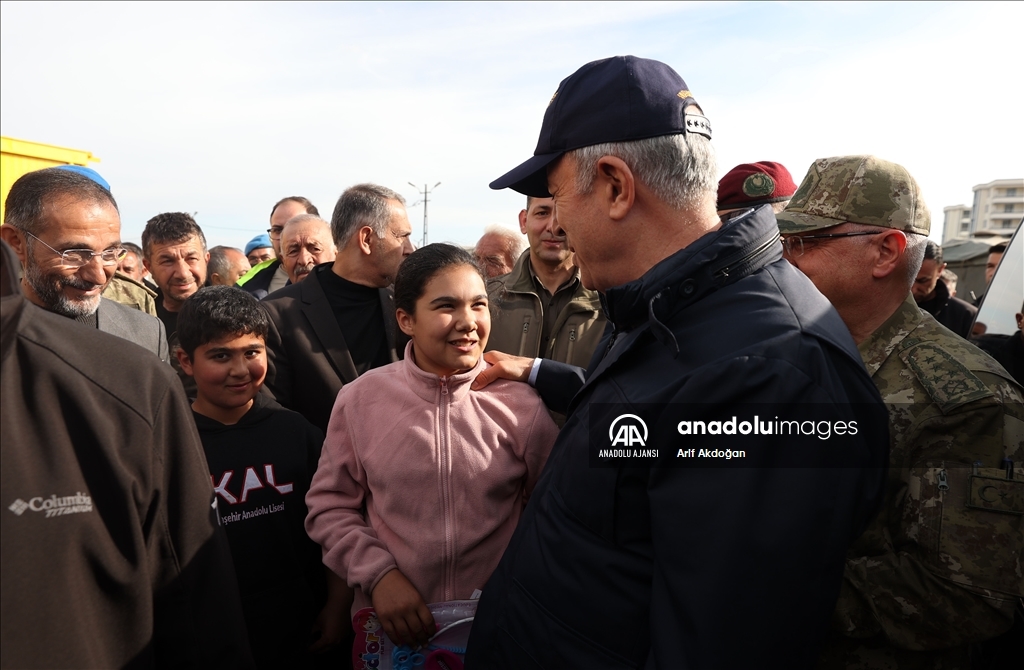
0, 167, 169, 362
778, 155, 1024, 668
237, 196, 319, 300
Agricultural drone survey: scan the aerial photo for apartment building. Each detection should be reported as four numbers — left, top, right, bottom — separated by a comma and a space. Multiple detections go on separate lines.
941, 178, 1023, 242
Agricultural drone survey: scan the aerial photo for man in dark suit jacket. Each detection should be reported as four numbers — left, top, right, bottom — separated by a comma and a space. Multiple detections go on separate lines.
263, 183, 414, 434
0, 167, 169, 363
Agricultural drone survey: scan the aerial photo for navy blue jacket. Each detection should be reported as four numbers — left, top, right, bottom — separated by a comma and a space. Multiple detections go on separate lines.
465, 206, 889, 669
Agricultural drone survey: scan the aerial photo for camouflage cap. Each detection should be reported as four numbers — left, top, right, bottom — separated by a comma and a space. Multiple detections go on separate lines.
776, 156, 930, 236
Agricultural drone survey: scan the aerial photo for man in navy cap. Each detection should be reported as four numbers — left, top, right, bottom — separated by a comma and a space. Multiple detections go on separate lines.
462, 56, 889, 669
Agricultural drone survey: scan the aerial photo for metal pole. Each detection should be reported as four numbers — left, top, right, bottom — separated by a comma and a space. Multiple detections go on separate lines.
408, 181, 441, 246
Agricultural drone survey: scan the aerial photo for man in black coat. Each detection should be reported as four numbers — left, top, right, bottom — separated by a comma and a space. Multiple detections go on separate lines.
912, 240, 977, 338
463, 56, 889, 670
262, 183, 413, 434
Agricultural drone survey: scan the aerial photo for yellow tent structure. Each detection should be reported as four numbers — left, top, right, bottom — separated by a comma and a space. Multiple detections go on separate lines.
1, 137, 99, 222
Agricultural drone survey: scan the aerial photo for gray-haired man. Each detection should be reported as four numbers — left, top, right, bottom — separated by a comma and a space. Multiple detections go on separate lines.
262, 183, 413, 435
464, 56, 889, 669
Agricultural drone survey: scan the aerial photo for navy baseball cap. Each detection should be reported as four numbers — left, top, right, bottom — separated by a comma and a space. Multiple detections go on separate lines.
489, 55, 711, 197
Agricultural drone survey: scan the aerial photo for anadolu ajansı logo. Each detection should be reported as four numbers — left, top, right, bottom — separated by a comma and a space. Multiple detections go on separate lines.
609, 414, 648, 447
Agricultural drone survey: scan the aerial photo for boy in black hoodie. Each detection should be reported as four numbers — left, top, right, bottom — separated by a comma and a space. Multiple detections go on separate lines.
177, 286, 349, 668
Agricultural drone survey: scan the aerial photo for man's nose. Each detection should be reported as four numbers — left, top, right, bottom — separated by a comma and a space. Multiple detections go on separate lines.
404, 237, 415, 254
78, 255, 109, 285
551, 209, 567, 241
172, 257, 192, 278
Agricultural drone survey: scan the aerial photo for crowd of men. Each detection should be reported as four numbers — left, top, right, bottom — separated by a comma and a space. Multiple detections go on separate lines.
2, 54, 1022, 670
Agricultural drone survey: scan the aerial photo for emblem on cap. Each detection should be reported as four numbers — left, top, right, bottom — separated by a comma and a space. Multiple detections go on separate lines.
677, 90, 692, 100
742, 173, 775, 198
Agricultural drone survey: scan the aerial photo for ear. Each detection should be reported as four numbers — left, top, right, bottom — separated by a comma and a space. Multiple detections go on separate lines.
0, 225, 28, 265
357, 227, 376, 256
594, 156, 635, 221
205, 252, 211, 264
176, 348, 195, 376
871, 230, 907, 280
938, 262, 948, 273
142, 256, 152, 273
518, 210, 528, 235
396, 308, 416, 337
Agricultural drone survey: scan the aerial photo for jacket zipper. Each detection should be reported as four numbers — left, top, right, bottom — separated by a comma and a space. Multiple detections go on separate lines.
713, 232, 780, 280
438, 377, 454, 601
518, 319, 530, 356
566, 327, 577, 361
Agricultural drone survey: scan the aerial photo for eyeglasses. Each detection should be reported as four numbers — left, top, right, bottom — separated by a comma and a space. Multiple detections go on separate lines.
22, 230, 127, 267
267, 226, 284, 240
781, 231, 882, 257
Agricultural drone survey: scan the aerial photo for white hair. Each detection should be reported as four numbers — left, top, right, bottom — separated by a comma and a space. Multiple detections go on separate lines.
569, 132, 717, 210
845, 222, 926, 290
478, 225, 524, 259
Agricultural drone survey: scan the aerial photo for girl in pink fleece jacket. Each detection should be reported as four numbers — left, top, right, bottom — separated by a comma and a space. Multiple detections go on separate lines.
305, 244, 558, 647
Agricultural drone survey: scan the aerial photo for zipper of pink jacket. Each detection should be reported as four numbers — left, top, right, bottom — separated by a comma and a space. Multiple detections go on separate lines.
439, 376, 455, 601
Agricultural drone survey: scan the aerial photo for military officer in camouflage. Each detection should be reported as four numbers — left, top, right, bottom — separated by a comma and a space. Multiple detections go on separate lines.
777, 155, 1024, 669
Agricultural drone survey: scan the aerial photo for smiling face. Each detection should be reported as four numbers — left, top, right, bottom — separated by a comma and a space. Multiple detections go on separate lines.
5, 195, 122, 318
397, 264, 490, 377
145, 235, 208, 310
546, 156, 608, 290
178, 332, 267, 424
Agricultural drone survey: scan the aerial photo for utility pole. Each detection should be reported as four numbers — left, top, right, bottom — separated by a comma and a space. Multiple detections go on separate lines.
408, 181, 441, 246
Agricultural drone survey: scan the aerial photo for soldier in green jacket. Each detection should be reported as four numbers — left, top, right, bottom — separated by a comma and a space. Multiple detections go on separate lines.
485, 196, 606, 371
777, 155, 1024, 669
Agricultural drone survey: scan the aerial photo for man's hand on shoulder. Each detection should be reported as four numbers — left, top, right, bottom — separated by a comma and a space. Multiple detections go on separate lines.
472, 350, 535, 390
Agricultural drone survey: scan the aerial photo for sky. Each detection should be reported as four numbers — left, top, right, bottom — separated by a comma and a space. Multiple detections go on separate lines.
2, 1, 1022, 250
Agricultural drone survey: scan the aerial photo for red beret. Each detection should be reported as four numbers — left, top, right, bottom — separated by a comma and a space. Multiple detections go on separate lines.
717, 161, 797, 209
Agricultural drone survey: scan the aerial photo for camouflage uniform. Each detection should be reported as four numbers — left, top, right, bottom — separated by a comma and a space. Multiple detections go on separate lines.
778, 156, 1024, 669
814, 296, 1024, 668
100, 271, 158, 316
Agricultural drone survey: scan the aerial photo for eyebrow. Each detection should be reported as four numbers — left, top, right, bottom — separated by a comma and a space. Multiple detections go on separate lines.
430, 294, 488, 304
52, 239, 121, 250
205, 343, 266, 354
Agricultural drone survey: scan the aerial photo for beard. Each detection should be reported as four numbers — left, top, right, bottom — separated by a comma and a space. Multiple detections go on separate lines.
23, 262, 103, 318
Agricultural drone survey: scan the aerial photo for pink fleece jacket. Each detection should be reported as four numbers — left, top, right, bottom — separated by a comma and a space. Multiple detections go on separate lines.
305, 341, 558, 612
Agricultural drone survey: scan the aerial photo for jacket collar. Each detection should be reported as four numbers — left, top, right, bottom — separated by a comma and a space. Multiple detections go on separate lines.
916, 275, 951, 316
505, 250, 580, 294
603, 205, 783, 352
401, 340, 486, 403
857, 294, 923, 377
498, 250, 601, 314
